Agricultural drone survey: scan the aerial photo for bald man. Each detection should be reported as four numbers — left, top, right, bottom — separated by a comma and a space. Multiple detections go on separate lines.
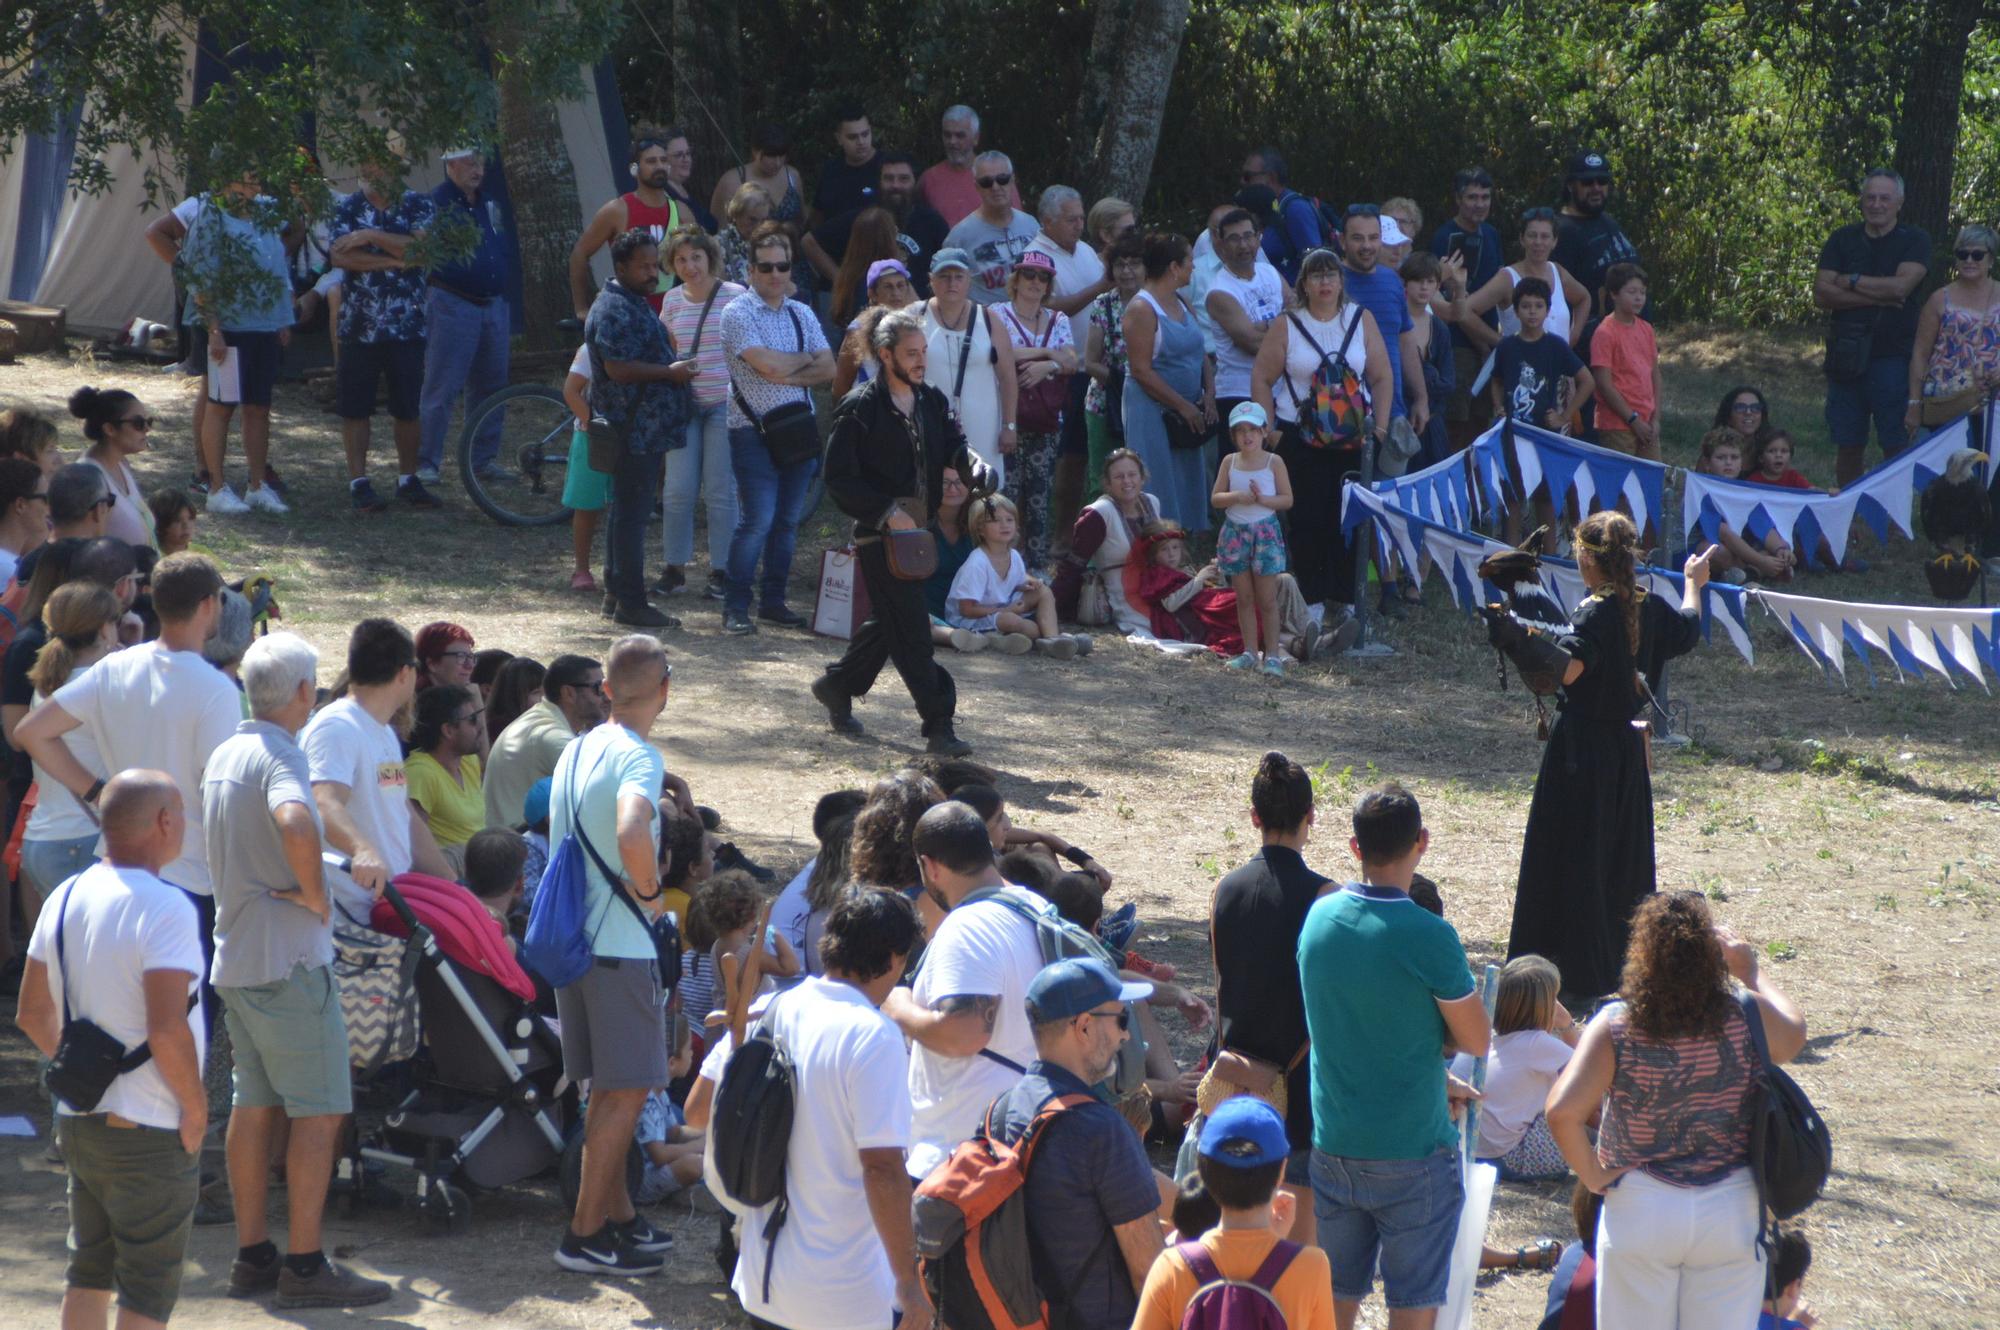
17, 771, 207, 1330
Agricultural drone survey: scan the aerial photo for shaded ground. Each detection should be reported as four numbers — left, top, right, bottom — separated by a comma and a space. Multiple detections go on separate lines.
1, 328, 1997, 1328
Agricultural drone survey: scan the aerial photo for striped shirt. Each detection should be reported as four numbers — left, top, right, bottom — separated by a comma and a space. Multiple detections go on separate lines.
1596, 998, 1756, 1187
660, 280, 745, 409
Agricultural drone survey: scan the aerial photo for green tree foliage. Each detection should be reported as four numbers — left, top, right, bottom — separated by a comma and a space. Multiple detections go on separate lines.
623, 0, 1998, 325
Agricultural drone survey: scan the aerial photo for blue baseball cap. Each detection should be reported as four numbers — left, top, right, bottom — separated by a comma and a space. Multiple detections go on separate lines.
1025, 957, 1153, 1022
523, 777, 552, 827
1198, 1096, 1290, 1168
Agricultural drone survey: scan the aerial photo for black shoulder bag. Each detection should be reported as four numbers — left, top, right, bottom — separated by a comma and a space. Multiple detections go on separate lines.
732, 306, 823, 466
1736, 990, 1832, 1258
42, 880, 197, 1113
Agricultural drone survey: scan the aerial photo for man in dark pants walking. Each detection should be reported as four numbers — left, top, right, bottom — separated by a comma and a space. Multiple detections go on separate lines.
815, 306, 993, 756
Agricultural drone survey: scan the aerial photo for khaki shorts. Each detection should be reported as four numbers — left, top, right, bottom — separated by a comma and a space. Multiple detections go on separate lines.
58, 1113, 200, 1322
1596, 427, 1661, 462
221, 962, 354, 1118
1447, 344, 1492, 425
555, 956, 670, 1090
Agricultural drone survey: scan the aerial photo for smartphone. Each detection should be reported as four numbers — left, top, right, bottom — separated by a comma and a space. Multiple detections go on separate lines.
1446, 233, 1475, 265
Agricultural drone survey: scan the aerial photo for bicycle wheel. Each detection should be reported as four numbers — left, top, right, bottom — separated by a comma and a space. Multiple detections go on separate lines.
458, 383, 575, 527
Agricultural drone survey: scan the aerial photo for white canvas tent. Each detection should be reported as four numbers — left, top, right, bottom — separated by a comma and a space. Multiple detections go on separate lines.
0, 40, 627, 335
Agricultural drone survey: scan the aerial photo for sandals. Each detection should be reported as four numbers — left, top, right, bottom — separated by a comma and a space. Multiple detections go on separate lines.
1509, 1239, 1564, 1271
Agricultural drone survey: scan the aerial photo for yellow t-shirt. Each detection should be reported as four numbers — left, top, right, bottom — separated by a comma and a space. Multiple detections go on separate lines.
1131, 1227, 1336, 1330
404, 751, 485, 850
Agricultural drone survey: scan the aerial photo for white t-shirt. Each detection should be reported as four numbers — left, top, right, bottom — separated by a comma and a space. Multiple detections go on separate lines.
944, 548, 1027, 632
300, 698, 412, 913
1276, 304, 1370, 426
27, 671, 108, 841
732, 978, 914, 1330
1026, 234, 1105, 300
905, 884, 1045, 1178
28, 862, 206, 1129
1472, 1029, 1575, 1157
53, 643, 243, 895
1207, 263, 1286, 399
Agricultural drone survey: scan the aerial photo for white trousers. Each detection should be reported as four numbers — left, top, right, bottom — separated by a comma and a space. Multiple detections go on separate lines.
1596, 1167, 1766, 1330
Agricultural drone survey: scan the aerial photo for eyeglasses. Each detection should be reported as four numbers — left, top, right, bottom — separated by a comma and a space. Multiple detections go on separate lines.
437, 648, 474, 662
115, 416, 155, 431
453, 708, 485, 726
1957, 249, 1990, 262
975, 173, 1012, 189
754, 261, 792, 274
1730, 401, 1763, 414
1521, 207, 1557, 222
1085, 1009, 1131, 1031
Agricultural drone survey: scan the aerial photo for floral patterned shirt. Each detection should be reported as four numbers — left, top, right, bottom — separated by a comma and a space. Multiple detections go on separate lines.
328, 188, 436, 344
1085, 289, 1129, 417
585, 280, 688, 454
1924, 297, 2000, 398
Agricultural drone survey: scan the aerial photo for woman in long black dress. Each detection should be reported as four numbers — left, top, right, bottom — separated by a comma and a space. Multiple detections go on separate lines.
1508, 511, 1712, 1002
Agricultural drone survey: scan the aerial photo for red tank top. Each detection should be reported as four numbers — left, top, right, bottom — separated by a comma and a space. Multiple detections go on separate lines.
621, 191, 682, 310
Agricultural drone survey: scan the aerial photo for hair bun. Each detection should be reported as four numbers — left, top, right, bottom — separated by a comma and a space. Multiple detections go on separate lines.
67, 386, 101, 419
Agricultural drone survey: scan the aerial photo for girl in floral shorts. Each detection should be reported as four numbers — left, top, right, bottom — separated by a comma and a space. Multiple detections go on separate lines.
1211, 402, 1294, 677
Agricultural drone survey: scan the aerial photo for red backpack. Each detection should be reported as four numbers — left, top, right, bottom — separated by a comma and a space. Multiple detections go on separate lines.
911, 1092, 1096, 1330
1176, 1239, 1301, 1330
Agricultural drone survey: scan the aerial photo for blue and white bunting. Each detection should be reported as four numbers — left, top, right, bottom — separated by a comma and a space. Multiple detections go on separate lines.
1682, 416, 1970, 567
1752, 587, 2000, 690
1372, 447, 1480, 530
1464, 420, 1667, 536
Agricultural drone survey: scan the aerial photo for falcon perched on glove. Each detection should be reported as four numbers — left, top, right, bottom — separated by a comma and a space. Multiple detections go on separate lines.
1477, 529, 1574, 695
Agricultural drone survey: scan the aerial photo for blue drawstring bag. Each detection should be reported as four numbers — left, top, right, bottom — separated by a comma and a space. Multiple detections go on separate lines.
522, 829, 594, 988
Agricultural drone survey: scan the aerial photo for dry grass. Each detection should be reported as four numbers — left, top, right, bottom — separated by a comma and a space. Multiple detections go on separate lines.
1, 328, 1997, 1328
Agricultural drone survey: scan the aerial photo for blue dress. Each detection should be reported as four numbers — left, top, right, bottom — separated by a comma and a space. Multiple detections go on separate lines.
1121, 289, 1211, 532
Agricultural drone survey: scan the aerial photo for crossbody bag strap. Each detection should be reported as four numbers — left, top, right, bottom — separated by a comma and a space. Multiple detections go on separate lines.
52, 877, 75, 1031
1284, 311, 1329, 413
950, 305, 976, 405
685, 281, 723, 359
586, 302, 644, 425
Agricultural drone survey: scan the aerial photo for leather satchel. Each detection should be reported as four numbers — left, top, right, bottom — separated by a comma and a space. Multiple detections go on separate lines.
886, 527, 939, 581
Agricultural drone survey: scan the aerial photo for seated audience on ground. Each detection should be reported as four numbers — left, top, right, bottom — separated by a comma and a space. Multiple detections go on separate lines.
469, 647, 514, 700
945, 493, 1081, 658
1054, 448, 1167, 636
1538, 1182, 1605, 1330
484, 653, 603, 830
464, 826, 529, 936
1462, 954, 1580, 1180
769, 787, 867, 951
483, 655, 546, 749
414, 620, 477, 694
632, 1087, 705, 1204
1693, 427, 1793, 583
656, 803, 715, 929
1712, 383, 1777, 452
1132, 1096, 1335, 1330
148, 487, 199, 558
1128, 518, 1322, 663
691, 869, 798, 1044
404, 683, 486, 873
1760, 1228, 1817, 1330
919, 757, 1114, 892
517, 777, 552, 906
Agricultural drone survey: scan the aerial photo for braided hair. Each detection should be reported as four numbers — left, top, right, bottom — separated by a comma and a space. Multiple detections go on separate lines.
1573, 510, 1642, 665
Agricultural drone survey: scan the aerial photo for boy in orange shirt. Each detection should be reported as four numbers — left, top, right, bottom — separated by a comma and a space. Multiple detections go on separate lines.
1590, 263, 1661, 459
1131, 1097, 1336, 1330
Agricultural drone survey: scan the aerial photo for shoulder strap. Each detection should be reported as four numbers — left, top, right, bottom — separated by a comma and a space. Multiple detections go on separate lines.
52, 876, 76, 1031
1247, 1238, 1302, 1291
1284, 312, 1332, 412
564, 743, 660, 944
1177, 1240, 1222, 1286
950, 306, 977, 404
1736, 990, 1773, 1070
686, 282, 723, 358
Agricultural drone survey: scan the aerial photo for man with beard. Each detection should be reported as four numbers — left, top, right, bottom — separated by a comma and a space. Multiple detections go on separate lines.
813, 305, 993, 756
569, 136, 691, 317
804, 152, 948, 294
1552, 151, 1646, 320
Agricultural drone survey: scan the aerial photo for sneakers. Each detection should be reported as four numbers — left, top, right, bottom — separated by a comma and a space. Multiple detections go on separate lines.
811, 675, 864, 736
948, 628, 987, 652
723, 610, 757, 635
1032, 634, 1079, 660
991, 632, 1033, 655
1069, 633, 1094, 656
244, 484, 289, 515
614, 602, 680, 629
274, 1257, 393, 1309
925, 727, 973, 757
261, 465, 288, 497
1226, 651, 1258, 670
654, 567, 687, 596
553, 1226, 663, 1278
414, 465, 442, 485
350, 478, 388, 514
206, 485, 250, 516
227, 1252, 281, 1298
611, 1214, 674, 1254
703, 572, 728, 601
757, 603, 807, 628
1322, 607, 1362, 655
396, 476, 443, 509
569, 569, 597, 592
189, 470, 211, 496
1262, 657, 1286, 680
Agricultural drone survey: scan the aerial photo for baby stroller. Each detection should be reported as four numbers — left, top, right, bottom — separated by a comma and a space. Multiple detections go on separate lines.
337, 873, 567, 1232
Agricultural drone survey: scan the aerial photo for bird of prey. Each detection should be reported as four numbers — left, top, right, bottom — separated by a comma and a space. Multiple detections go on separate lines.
1921, 448, 1991, 601
1477, 527, 1574, 696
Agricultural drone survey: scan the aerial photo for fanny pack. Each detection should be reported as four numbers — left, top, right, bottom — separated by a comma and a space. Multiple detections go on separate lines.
42, 878, 196, 1113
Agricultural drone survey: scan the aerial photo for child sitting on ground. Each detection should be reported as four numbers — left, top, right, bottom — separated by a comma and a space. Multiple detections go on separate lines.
697, 870, 798, 1035
1127, 520, 1323, 664
1745, 430, 1862, 575
1694, 426, 1794, 584
1760, 1228, 1817, 1330
1210, 401, 1296, 678
463, 827, 529, 946
1464, 954, 1580, 1180
945, 493, 1081, 658
517, 778, 552, 910
1131, 1098, 1332, 1330
1167, 1175, 1221, 1242
633, 1088, 706, 1204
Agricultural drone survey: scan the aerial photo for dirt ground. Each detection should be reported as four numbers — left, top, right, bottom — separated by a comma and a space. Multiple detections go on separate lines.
1, 331, 1997, 1329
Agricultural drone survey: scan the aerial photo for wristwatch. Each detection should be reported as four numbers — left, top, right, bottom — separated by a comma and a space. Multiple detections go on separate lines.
1846, 272, 1861, 291
1002, 421, 1017, 431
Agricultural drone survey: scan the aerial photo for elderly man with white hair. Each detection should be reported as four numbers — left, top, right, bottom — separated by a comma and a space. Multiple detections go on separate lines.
203, 631, 393, 1309
943, 150, 1039, 305
919, 104, 1020, 227
1027, 185, 1115, 546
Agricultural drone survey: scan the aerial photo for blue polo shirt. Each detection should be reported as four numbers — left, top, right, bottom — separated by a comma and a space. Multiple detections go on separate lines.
991, 1060, 1160, 1330
428, 177, 508, 300
1342, 264, 1413, 418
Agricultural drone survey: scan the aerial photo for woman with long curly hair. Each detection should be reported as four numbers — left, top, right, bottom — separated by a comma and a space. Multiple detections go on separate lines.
1545, 892, 1806, 1329
1506, 511, 1711, 1003
848, 770, 945, 935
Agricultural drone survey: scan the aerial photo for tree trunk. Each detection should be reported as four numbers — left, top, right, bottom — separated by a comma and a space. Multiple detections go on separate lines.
672, 0, 742, 210
495, 34, 584, 351
1890, 0, 1984, 252
1071, 0, 1190, 206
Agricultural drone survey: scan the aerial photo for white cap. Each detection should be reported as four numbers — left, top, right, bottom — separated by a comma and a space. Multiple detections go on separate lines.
1379, 215, 1410, 247
441, 146, 479, 163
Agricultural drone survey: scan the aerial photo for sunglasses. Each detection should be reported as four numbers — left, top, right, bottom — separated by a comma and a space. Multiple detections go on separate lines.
115, 415, 156, 431
1731, 401, 1763, 414
1085, 1009, 1131, 1031
1957, 249, 1990, 262
1521, 207, 1557, 222
754, 260, 792, 274
1344, 203, 1380, 218
1576, 176, 1611, 186
975, 173, 1013, 189
453, 708, 486, 725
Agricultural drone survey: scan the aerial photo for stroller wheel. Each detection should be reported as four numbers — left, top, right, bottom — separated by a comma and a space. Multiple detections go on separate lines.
424, 1180, 472, 1236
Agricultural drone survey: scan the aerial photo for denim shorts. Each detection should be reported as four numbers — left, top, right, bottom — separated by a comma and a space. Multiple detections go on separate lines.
1311, 1146, 1463, 1309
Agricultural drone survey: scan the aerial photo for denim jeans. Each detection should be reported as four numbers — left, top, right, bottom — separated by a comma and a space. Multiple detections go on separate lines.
1311, 1146, 1463, 1310
20, 833, 99, 902
603, 447, 667, 610
1823, 355, 1909, 456
418, 288, 511, 472
725, 426, 818, 614
664, 402, 738, 569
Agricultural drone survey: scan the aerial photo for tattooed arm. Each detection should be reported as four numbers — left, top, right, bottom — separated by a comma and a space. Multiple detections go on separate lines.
881, 989, 1001, 1058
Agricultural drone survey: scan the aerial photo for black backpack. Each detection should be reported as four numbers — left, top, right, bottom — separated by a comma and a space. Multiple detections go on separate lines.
710, 999, 797, 1301
1736, 992, 1831, 1243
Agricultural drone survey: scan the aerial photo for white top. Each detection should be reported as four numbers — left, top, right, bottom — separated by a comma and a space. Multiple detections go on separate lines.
568, 344, 591, 381
922, 301, 1004, 486
945, 547, 1027, 632
731, 978, 914, 1330
1223, 457, 1278, 524
53, 642, 243, 895
1185, 246, 1278, 357
1025, 233, 1105, 299
85, 454, 156, 550
28, 862, 206, 1128
1497, 265, 1572, 343
1275, 304, 1370, 426
300, 698, 412, 916
1474, 1029, 1575, 1157
905, 884, 1045, 1178
27, 669, 107, 841
996, 304, 1074, 357
1207, 263, 1286, 398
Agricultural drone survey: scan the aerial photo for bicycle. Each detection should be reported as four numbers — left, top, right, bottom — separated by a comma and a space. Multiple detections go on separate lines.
455, 319, 584, 527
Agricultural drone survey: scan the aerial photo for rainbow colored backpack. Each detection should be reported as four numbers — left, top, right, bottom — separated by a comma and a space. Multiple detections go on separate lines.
1285, 310, 1368, 449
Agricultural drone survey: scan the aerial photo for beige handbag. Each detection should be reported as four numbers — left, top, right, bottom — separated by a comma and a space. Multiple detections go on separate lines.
1076, 568, 1113, 626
